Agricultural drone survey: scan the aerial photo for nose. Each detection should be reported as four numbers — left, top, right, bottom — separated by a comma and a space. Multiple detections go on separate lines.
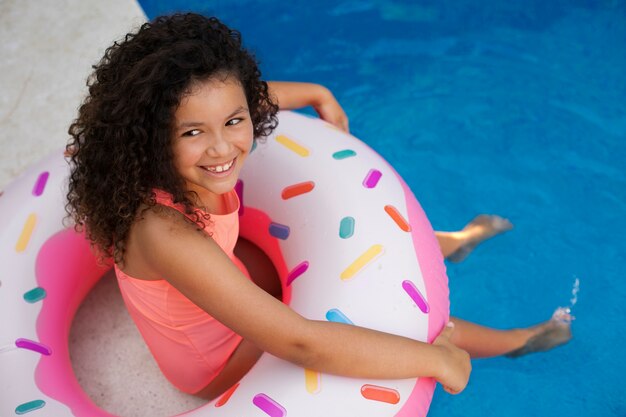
205, 132, 232, 158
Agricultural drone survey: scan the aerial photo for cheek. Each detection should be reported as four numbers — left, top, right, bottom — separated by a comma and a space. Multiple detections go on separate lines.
173, 142, 203, 166
235, 128, 255, 153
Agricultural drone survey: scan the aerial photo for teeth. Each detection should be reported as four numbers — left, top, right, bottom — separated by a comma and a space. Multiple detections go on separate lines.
205, 159, 234, 173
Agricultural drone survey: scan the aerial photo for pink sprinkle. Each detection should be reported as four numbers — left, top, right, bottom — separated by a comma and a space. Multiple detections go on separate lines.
402, 280, 430, 313
253, 393, 286, 417
286, 261, 309, 286
363, 169, 382, 188
15, 338, 52, 355
32, 172, 49, 196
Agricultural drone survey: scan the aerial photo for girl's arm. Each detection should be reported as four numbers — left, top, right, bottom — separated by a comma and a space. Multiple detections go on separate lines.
268, 81, 350, 132
135, 206, 470, 393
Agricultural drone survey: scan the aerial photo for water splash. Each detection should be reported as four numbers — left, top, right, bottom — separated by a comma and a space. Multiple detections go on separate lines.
569, 277, 580, 308
553, 277, 580, 324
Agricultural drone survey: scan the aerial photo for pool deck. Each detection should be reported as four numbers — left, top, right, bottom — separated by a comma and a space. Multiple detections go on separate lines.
0, 0, 144, 189
0, 1, 204, 415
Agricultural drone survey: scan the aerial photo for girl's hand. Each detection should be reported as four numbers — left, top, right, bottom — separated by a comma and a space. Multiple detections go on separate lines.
268, 81, 350, 133
433, 322, 471, 394
311, 86, 350, 133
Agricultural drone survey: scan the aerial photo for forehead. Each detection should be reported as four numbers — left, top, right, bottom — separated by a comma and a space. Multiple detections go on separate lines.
175, 77, 247, 118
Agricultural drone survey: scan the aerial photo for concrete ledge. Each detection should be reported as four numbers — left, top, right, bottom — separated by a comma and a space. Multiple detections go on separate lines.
0, 0, 145, 188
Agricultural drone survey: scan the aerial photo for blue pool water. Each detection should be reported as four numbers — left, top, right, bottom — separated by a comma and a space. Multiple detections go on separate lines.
140, 1, 625, 416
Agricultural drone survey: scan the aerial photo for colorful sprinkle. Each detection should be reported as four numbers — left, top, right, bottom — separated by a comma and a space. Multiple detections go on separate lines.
215, 383, 239, 407
384, 205, 412, 232
282, 181, 315, 200
402, 280, 430, 313
15, 214, 37, 253
252, 393, 286, 417
235, 180, 244, 216
15, 400, 46, 415
339, 217, 355, 239
332, 149, 357, 160
326, 308, 354, 325
32, 172, 49, 196
275, 135, 310, 157
15, 338, 51, 355
250, 140, 258, 154
361, 384, 400, 404
286, 261, 309, 286
305, 369, 321, 394
340, 244, 384, 280
363, 169, 382, 189
23, 287, 46, 303
269, 223, 290, 240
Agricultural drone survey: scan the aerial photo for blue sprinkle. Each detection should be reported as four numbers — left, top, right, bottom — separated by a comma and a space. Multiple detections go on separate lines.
15, 400, 46, 414
332, 149, 357, 160
269, 223, 290, 240
339, 217, 355, 239
23, 287, 46, 303
326, 308, 354, 325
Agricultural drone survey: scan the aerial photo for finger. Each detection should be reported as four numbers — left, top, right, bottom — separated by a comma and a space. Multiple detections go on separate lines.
439, 321, 455, 338
330, 117, 346, 132
341, 117, 350, 133
443, 385, 460, 395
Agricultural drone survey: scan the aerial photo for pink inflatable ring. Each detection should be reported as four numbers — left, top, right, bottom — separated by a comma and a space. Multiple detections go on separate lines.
0, 111, 449, 417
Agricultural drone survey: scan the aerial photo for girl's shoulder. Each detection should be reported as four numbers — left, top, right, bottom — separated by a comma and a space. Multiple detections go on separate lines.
124, 198, 216, 279
134, 199, 196, 238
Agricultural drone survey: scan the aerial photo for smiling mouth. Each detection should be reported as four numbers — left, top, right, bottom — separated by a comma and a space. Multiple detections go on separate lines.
200, 158, 236, 174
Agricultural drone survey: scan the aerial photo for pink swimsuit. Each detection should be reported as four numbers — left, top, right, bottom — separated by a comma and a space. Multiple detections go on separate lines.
115, 189, 249, 394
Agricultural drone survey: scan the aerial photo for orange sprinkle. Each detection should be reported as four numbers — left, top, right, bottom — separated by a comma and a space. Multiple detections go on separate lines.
215, 382, 240, 407
361, 384, 400, 404
282, 181, 315, 200
384, 205, 411, 232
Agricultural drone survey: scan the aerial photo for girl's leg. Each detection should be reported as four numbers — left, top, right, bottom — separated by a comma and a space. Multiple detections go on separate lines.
194, 339, 263, 400
449, 310, 572, 358
436, 215, 513, 262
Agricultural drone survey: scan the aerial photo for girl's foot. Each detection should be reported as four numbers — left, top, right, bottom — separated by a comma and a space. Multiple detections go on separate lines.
505, 307, 573, 358
447, 215, 513, 263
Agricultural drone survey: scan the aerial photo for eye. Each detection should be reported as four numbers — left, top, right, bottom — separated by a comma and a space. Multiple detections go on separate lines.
182, 129, 201, 137
226, 118, 244, 126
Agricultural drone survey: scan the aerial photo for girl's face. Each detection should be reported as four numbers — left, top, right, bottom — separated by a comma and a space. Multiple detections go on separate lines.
172, 76, 253, 210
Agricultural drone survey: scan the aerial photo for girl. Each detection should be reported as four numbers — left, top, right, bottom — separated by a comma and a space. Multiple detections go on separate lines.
67, 13, 570, 400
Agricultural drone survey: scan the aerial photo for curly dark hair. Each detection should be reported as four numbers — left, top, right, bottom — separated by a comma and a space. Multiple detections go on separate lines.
66, 13, 279, 264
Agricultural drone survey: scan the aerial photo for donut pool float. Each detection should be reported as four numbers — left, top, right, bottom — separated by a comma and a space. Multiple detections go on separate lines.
0, 111, 449, 416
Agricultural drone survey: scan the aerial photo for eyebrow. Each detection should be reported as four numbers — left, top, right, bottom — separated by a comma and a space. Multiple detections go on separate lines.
177, 106, 249, 129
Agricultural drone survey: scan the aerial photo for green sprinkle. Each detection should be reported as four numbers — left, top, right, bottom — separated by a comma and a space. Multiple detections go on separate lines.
332, 149, 356, 160
15, 400, 46, 414
23, 287, 46, 303
339, 217, 355, 239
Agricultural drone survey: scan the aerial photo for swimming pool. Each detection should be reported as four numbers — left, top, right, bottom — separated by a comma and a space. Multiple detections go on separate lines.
138, 1, 626, 415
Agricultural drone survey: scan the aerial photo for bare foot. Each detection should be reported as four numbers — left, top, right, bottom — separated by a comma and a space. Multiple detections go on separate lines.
505, 307, 573, 358
447, 215, 513, 263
